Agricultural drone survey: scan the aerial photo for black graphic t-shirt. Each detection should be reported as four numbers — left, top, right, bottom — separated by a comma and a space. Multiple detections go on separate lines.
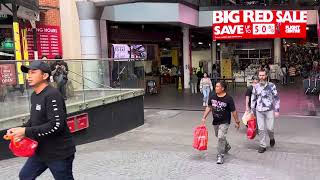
208, 94, 236, 125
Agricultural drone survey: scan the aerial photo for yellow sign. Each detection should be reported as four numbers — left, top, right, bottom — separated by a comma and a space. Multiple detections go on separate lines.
171, 50, 178, 66
13, 22, 24, 85
221, 59, 232, 79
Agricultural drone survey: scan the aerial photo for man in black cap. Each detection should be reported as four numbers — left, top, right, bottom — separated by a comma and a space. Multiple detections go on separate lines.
6, 61, 76, 180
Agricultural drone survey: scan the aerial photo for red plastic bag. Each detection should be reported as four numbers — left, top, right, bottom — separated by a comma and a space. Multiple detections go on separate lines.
247, 115, 257, 139
193, 124, 208, 151
3, 135, 38, 157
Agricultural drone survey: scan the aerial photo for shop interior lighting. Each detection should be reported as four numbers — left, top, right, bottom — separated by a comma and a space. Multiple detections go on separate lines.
306, 27, 310, 30
198, 42, 203, 45
165, 37, 171, 41
217, 43, 221, 46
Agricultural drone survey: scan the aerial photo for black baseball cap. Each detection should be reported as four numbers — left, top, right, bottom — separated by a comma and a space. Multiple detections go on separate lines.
21, 61, 51, 75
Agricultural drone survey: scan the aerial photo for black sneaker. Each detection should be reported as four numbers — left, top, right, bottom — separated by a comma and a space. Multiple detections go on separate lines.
225, 144, 231, 154
270, 139, 275, 148
258, 147, 266, 153
217, 155, 224, 164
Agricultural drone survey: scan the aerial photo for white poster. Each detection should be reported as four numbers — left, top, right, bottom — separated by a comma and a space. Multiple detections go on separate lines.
112, 44, 130, 59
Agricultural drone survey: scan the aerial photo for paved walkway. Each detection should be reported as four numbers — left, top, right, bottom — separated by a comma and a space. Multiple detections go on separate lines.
1, 109, 320, 180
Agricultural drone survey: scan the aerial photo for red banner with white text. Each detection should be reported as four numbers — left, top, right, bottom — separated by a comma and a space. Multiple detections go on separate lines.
212, 10, 308, 40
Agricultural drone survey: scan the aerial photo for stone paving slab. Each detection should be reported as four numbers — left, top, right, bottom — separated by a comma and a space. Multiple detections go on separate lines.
0, 109, 320, 180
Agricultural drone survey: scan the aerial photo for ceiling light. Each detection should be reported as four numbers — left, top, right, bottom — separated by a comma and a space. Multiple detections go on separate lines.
198, 42, 203, 45
165, 37, 171, 41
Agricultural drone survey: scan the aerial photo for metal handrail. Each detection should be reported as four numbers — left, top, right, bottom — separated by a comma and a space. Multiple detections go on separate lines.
68, 70, 112, 89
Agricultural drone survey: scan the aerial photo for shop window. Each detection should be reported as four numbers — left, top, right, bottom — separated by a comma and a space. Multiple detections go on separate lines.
249, 50, 259, 59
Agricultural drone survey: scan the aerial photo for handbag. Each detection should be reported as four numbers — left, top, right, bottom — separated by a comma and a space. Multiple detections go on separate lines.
247, 115, 257, 140
3, 135, 38, 157
193, 124, 208, 151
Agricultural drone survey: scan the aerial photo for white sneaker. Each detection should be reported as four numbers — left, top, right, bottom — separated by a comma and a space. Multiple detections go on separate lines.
217, 155, 224, 164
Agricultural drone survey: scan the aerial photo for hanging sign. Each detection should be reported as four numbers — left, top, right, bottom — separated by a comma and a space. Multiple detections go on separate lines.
213, 10, 308, 40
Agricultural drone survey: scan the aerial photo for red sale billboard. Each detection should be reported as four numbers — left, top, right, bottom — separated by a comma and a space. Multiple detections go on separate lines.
212, 10, 308, 40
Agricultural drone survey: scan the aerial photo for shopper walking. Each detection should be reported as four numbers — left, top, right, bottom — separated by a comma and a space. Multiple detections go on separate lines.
201, 81, 240, 164
288, 64, 296, 84
200, 72, 213, 106
251, 69, 280, 153
245, 76, 259, 112
190, 71, 198, 94
6, 61, 76, 180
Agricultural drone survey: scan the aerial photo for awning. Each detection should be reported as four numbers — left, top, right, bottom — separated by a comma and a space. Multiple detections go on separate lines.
1, 0, 39, 12
0, 0, 39, 21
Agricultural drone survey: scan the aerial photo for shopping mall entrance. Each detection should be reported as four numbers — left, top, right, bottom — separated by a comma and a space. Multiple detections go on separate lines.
108, 23, 186, 93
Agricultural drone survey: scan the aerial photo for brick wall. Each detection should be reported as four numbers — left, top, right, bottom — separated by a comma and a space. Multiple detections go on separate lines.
38, 0, 60, 26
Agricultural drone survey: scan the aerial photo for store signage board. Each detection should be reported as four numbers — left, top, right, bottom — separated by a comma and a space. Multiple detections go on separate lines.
212, 10, 308, 40
112, 44, 147, 60
26, 25, 63, 59
0, 64, 17, 85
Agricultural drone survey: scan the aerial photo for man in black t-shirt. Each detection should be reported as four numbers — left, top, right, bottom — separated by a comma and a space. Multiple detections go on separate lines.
202, 81, 240, 164
6, 61, 75, 180
245, 76, 259, 112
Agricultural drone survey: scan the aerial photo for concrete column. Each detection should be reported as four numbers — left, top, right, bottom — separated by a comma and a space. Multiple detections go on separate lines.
274, 38, 281, 65
76, 1, 104, 88
182, 27, 190, 89
211, 41, 217, 74
100, 20, 110, 87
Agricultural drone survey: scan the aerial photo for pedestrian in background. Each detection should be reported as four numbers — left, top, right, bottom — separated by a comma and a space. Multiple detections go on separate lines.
200, 72, 213, 106
288, 64, 296, 84
51, 55, 69, 99
190, 70, 198, 94
245, 76, 259, 112
201, 81, 240, 164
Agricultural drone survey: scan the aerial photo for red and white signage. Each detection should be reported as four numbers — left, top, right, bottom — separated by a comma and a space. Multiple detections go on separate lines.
212, 10, 308, 40
67, 113, 89, 133
0, 64, 17, 85
27, 25, 63, 59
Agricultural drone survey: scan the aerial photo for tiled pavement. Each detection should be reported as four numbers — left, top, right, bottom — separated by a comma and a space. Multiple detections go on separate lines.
1, 109, 320, 180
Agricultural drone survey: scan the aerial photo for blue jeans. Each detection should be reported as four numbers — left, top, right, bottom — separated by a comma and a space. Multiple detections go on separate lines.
19, 155, 75, 180
202, 86, 211, 104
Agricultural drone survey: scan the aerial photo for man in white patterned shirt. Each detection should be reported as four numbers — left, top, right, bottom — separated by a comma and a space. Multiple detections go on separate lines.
251, 69, 280, 153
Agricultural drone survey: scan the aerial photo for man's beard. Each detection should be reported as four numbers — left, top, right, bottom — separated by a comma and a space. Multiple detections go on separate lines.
259, 79, 266, 85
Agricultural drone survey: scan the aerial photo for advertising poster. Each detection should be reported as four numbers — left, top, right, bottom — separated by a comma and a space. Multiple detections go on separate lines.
213, 10, 308, 40
220, 59, 232, 79
0, 64, 17, 85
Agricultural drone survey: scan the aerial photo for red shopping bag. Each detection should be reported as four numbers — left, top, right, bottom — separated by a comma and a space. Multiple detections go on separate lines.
247, 114, 257, 139
3, 135, 38, 157
193, 124, 208, 151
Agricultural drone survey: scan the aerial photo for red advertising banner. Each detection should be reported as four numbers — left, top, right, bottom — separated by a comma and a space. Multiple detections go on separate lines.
0, 64, 17, 85
26, 25, 63, 59
212, 10, 308, 40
